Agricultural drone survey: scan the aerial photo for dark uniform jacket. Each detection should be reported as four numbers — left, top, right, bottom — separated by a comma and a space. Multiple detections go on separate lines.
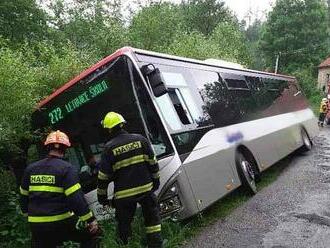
97, 130, 159, 203
20, 156, 94, 224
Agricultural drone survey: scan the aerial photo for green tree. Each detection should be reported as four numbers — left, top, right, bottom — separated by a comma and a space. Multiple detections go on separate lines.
128, 2, 184, 50
245, 20, 265, 70
165, 31, 212, 59
48, 0, 127, 57
181, 0, 235, 36
0, 0, 48, 45
210, 22, 251, 66
166, 22, 251, 66
259, 0, 329, 73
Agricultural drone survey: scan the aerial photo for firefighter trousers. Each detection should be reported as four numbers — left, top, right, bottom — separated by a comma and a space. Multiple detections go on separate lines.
30, 216, 100, 248
115, 192, 163, 248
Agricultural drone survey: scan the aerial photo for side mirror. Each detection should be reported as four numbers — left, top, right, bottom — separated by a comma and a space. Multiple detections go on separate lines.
141, 64, 168, 97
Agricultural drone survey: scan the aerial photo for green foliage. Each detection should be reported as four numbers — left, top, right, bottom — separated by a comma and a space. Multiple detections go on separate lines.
245, 20, 266, 70
165, 31, 211, 59
0, 169, 30, 247
0, 46, 39, 162
128, 3, 184, 51
210, 22, 251, 66
0, 42, 98, 167
0, 0, 48, 46
165, 22, 251, 66
127, 1, 248, 66
259, 0, 329, 73
181, 0, 235, 36
48, 0, 127, 57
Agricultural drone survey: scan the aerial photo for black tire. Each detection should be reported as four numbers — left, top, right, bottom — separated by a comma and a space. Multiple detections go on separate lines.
326, 118, 330, 125
300, 128, 312, 153
235, 151, 257, 195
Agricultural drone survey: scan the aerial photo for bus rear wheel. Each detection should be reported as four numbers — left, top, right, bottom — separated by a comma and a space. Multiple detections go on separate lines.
300, 128, 312, 153
236, 151, 257, 195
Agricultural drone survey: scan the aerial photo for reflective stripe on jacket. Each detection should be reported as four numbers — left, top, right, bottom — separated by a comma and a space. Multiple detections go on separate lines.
19, 156, 94, 223
97, 130, 159, 202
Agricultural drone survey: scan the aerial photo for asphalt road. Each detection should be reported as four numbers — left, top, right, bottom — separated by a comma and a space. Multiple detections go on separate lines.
185, 127, 330, 248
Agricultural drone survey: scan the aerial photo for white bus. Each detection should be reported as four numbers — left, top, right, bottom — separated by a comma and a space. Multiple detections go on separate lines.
32, 47, 318, 220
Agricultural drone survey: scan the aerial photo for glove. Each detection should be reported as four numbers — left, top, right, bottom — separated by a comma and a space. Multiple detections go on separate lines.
76, 219, 102, 236
87, 219, 102, 236
152, 178, 160, 191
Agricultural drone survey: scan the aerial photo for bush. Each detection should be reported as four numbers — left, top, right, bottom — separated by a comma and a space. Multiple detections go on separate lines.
0, 169, 30, 247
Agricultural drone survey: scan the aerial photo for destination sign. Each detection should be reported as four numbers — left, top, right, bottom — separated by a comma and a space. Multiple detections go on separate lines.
48, 80, 109, 125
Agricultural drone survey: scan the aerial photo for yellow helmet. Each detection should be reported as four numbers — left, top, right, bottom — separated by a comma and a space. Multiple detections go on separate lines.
44, 130, 71, 147
102, 112, 126, 129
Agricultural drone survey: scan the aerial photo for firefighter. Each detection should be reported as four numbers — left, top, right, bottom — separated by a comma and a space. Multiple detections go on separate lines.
318, 98, 328, 127
19, 130, 101, 248
97, 112, 162, 247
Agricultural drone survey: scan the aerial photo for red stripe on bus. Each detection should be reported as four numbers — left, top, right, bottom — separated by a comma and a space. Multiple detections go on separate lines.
37, 47, 132, 109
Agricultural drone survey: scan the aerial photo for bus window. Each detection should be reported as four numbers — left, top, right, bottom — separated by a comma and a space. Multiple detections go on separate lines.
162, 72, 187, 87
142, 63, 214, 157
189, 69, 260, 127
221, 73, 249, 90
132, 61, 174, 158
180, 88, 204, 124
156, 94, 182, 131
149, 69, 203, 130
246, 76, 264, 91
168, 88, 193, 125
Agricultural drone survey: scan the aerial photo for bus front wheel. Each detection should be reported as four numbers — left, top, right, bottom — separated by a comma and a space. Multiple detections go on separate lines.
236, 151, 257, 195
300, 128, 312, 153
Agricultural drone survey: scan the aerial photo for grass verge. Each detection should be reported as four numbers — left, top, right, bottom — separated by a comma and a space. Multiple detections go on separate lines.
100, 156, 290, 247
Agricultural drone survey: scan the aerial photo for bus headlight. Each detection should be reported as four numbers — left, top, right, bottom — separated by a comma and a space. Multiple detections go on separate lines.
159, 182, 182, 217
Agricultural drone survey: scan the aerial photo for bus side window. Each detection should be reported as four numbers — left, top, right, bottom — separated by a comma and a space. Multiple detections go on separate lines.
246, 76, 264, 91
157, 69, 207, 129
222, 73, 249, 90
168, 88, 193, 125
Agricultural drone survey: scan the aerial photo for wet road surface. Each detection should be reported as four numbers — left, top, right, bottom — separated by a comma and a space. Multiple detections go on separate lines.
185, 127, 330, 248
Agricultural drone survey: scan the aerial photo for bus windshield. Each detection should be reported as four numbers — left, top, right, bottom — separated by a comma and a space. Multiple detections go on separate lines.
32, 56, 147, 191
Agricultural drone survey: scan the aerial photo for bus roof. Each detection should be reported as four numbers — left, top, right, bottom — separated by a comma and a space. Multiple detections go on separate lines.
133, 47, 295, 80
37, 46, 295, 109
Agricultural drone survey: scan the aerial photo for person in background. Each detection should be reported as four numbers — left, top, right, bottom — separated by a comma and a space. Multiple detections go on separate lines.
318, 98, 328, 127
19, 130, 101, 248
97, 112, 162, 248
